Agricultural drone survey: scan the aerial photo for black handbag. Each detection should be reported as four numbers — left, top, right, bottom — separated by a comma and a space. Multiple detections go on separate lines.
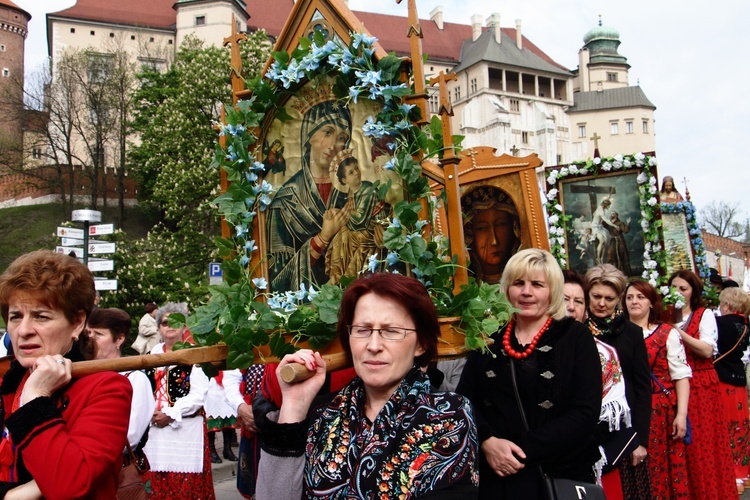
509, 358, 606, 500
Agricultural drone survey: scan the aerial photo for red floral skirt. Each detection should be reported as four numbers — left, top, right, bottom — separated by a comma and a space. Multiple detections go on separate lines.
685, 370, 737, 499
648, 392, 690, 499
719, 382, 750, 480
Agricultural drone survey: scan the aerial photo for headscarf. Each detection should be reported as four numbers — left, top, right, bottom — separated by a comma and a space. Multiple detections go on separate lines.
300, 100, 352, 169
303, 368, 478, 498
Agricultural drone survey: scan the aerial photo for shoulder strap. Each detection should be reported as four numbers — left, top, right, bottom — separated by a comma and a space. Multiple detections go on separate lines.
713, 324, 749, 365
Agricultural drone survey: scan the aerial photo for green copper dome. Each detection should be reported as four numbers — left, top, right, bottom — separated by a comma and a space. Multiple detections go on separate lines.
583, 18, 620, 44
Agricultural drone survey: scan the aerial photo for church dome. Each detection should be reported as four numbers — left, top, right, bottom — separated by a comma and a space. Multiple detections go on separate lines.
583, 19, 620, 44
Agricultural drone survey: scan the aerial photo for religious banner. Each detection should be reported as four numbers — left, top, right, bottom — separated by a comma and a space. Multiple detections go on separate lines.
659, 200, 709, 281
426, 146, 549, 285
545, 153, 660, 283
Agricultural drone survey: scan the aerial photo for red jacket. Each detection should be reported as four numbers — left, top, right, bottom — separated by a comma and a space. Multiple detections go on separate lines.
0, 365, 132, 499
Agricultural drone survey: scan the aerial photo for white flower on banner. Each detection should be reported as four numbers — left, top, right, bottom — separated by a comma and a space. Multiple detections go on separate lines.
636, 172, 648, 184
647, 197, 657, 206
548, 215, 559, 225
547, 188, 558, 200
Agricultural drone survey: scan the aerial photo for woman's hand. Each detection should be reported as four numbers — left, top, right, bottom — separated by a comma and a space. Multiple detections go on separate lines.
277, 350, 327, 424
237, 402, 258, 433
21, 355, 71, 405
630, 445, 648, 466
481, 437, 526, 477
151, 410, 174, 428
671, 413, 687, 440
5, 480, 42, 500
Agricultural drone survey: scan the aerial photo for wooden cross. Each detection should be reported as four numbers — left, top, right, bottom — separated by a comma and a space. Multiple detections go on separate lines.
570, 183, 615, 216
510, 144, 519, 156
429, 71, 458, 159
223, 14, 247, 81
590, 132, 601, 151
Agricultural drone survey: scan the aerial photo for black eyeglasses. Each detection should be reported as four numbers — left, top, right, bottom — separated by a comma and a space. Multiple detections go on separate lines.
347, 325, 416, 341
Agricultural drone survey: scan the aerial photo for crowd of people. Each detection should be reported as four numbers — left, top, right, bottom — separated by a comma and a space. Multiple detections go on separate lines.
0, 248, 748, 499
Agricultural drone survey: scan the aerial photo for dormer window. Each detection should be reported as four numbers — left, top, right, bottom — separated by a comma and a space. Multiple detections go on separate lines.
196, 16, 206, 26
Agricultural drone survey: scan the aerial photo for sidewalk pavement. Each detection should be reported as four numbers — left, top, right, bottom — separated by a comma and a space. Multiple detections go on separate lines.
211, 431, 243, 499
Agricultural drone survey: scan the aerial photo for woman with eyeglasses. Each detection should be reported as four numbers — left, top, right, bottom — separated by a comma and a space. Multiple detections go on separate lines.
255, 272, 479, 499
457, 249, 601, 499
142, 302, 214, 499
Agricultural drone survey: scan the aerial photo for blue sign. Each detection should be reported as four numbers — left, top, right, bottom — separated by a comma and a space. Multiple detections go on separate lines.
209, 262, 223, 277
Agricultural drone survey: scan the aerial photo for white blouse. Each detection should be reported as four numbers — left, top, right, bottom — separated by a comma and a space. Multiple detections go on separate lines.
677, 309, 718, 356
644, 326, 692, 381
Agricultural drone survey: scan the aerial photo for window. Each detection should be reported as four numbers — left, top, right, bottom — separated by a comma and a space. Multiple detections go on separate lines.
70, 28, 75, 34
0, 45, 5, 52
509, 99, 519, 112
642, 120, 649, 134
556, 154, 562, 164
521, 131, 529, 144
109, 32, 115, 38
607, 72, 618, 82
428, 92, 439, 114
1, 68, 9, 78
610, 121, 619, 135
470, 78, 477, 94
578, 124, 586, 138
131, 35, 136, 40
453, 86, 461, 101
195, 15, 206, 26
168, 39, 173, 45
149, 37, 155, 42
626, 121, 634, 134
90, 30, 95, 36
32, 147, 42, 159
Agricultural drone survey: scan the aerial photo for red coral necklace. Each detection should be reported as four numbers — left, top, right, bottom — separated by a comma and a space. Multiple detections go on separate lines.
502, 317, 553, 359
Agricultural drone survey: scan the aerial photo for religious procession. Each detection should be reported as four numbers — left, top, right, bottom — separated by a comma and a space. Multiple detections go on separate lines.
0, 0, 748, 499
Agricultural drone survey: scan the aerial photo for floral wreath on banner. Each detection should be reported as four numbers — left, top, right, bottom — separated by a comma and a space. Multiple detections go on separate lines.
181, 32, 512, 367
544, 153, 670, 289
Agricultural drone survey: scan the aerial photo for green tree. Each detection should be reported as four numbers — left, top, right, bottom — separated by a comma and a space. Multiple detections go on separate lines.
102, 33, 270, 317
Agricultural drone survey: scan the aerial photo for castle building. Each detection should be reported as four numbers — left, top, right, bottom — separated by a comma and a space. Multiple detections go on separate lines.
0, 0, 30, 154
568, 18, 656, 158
25, 1, 657, 205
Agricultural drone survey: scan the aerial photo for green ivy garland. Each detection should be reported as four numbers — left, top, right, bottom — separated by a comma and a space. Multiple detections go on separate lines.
183, 32, 512, 367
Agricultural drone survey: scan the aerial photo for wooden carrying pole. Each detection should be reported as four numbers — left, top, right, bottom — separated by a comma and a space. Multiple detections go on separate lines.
0, 345, 349, 384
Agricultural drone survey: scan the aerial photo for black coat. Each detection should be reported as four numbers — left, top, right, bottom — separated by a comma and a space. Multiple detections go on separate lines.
456, 317, 602, 500
715, 314, 749, 386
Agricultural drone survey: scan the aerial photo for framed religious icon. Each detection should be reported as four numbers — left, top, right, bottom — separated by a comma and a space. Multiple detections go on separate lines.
548, 163, 653, 278
661, 211, 696, 276
259, 76, 403, 292
425, 146, 549, 285
659, 200, 708, 279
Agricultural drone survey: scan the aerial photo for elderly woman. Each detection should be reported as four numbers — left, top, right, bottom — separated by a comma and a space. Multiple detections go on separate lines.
458, 249, 601, 499
88, 308, 155, 451
0, 250, 132, 498
255, 272, 479, 499
668, 270, 737, 498
461, 186, 521, 284
584, 264, 652, 498
623, 279, 691, 498
715, 287, 750, 490
143, 302, 214, 499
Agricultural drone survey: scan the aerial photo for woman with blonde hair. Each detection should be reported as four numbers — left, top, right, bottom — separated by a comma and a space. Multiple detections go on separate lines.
585, 264, 652, 498
714, 287, 750, 491
458, 249, 601, 499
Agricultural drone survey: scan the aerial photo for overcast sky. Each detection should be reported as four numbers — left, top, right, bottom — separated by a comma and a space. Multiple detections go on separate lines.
17, 0, 749, 217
